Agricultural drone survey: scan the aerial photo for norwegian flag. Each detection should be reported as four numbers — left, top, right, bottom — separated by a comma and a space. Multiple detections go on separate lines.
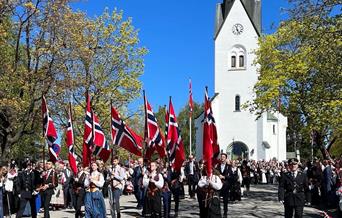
189, 79, 193, 117
92, 112, 111, 162
111, 106, 143, 156
42, 96, 60, 163
166, 98, 185, 172
203, 87, 219, 176
144, 93, 166, 159
164, 106, 169, 137
82, 94, 93, 167
66, 103, 78, 175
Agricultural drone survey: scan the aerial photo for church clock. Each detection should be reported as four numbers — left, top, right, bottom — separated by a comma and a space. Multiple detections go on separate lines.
232, 23, 244, 35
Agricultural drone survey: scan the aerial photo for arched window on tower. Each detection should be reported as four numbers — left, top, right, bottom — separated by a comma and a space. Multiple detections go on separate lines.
235, 95, 240, 111
231, 55, 236, 68
239, 55, 244, 67
230, 45, 246, 70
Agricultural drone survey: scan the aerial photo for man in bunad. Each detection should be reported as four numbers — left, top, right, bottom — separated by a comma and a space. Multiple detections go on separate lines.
16, 160, 38, 218
216, 153, 232, 217
143, 161, 164, 218
109, 156, 126, 218
132, 158, 146, 209
41, 160, 58, 218
278, 158, 309, 218
84, 161, 106, 218
198, 165, 222, 218
185, 155, 199, 198
73, 163, 88, 218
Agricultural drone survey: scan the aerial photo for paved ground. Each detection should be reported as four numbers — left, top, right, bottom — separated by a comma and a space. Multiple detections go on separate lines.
42, 184, 328, 218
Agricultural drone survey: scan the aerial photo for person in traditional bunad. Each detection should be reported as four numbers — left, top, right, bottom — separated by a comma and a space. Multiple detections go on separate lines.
108, 156, 126, 218
50, 163, 65, 209
230, 161, 243, 201
41, 160, 58, 218
4, 163, 18, 216
197, 165, 223, 218
84, 161, 106, 218
73, 163, 88, 218
143, 161, 164, 218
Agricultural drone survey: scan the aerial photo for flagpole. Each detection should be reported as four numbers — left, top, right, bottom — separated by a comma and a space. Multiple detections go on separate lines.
110, 100, 115, 164
143, 90, 147, 159
189, 115, 192, 156
42, 95, 46, 170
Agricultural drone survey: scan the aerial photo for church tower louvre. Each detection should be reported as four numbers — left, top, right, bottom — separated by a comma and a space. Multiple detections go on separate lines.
195, 0, 287, 161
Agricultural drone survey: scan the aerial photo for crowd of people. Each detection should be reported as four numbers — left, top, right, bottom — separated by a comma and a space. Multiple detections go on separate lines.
0, 154, 341, 218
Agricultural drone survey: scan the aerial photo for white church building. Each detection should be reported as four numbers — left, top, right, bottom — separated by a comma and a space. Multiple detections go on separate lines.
195, 0, 288, 161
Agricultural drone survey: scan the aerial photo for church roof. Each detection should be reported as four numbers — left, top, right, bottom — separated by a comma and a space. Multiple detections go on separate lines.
214, 0, 261, 39
267, 112, 278, 121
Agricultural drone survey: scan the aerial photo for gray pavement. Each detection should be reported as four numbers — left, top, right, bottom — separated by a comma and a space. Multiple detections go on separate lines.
41, 184, 323, 218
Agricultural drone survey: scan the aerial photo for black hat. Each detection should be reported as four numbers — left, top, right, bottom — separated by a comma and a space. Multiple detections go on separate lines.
288, 158, 299, 165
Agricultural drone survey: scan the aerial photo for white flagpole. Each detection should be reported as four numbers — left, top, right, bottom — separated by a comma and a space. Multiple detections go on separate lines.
189, 115, 192, 156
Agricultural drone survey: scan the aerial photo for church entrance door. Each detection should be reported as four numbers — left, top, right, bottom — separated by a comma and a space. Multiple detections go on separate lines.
227, 141, 249, 160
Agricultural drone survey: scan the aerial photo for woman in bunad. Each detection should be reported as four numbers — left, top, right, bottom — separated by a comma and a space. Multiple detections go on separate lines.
4, 163, 18, 215
50, 162, 65, 210
143, 161, 164, 218
197, 165, 222, 218
261, 165, 267, 184
84, 161, 106, 218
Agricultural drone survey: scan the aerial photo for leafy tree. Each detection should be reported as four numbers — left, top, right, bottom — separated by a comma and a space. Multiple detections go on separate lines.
0, 0, 147, 161
249, 0, 341, 159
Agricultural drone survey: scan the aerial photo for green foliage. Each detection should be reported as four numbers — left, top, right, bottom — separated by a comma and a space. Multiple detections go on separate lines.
0, 0, 147, 161
249, 0, 341, 159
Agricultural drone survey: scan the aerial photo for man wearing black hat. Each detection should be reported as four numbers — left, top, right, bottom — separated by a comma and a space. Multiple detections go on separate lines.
16, 160, 38, 218
278, 158, 309, 218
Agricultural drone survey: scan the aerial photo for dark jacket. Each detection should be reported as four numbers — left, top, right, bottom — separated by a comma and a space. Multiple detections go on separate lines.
17, 170, 38, 198
216, 163, 232, 192
278, 171, 308, 207
43, 169, 58, 195
132, 166, 144, 187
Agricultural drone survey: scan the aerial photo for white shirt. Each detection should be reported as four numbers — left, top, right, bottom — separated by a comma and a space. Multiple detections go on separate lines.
84, 171, 104, 188
143, 171, 164, 189
189, 161, 194, 175
198, 175, 223, 191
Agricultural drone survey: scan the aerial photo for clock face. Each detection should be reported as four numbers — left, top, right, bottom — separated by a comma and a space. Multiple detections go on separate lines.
232, 23, 244, 35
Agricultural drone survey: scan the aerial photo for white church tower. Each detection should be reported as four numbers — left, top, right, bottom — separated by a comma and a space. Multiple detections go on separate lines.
195, 0, 288, 161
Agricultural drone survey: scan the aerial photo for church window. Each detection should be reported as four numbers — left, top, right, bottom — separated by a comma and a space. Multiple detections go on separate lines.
235, 95, 240, 111
231, 56, 236, 68
273, 125, 276, 135
239, 55, 244, 67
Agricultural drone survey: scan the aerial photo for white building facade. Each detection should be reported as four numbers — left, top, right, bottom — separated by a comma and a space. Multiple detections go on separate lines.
195, 0, 287, 161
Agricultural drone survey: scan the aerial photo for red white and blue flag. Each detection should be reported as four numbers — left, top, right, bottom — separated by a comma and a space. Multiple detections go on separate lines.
92, 112, 111, 162
82, 94, 93, 167
144, 93, 166, 159
111, 106, 143, 156
66, 103, 78, 175
166, 98, 185, 172
42, 96, 60, 163
203, 87, 219, 176
189, 79, 193, 117
82, 94, 111, 166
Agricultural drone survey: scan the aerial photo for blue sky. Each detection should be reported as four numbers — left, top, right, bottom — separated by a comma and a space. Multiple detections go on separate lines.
71, 0, 289, 113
